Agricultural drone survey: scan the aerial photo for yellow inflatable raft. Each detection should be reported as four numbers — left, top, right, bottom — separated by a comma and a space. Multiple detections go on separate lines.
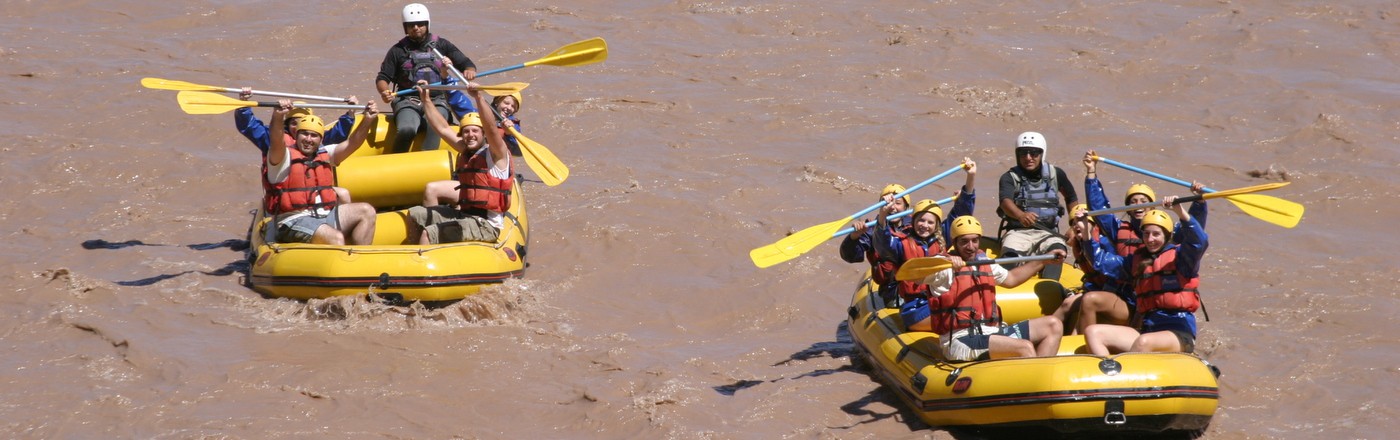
846, 239, 1218, 434
246, 116, 528, 303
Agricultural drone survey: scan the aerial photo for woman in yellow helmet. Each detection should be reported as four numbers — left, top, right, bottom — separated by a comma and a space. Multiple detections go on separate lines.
871, 159, 978, 309
841, 159, 977, 307
1083, 195, 1208, 356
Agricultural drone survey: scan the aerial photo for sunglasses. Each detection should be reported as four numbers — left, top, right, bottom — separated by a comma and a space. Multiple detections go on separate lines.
405, 21, 428, 28
1016, 148, 1043, 157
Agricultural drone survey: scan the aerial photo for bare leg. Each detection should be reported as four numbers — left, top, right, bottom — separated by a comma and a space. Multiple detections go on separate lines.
311, 224, 345, 245
1130, 331, 1184, 353
1027, 316, 1063, 356
1077, 291, 1131, 334
422, 180, 458, 207
337, 202, 378, 245
1052, 293, 1082, 335
1084, 324, 1141, 356
988, 335, 1036, 359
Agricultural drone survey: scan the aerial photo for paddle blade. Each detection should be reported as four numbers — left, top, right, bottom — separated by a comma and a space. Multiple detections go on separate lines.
176, 91, 254, 115
479, 82, 530, 95
749, 216, 852, 268
1225, 193, 1304, 228
1200, 181, 1289, 199
529, 37, 608, 68
142, 77, 225, 92
896, 257, 954, 281
507, 126, 568, 186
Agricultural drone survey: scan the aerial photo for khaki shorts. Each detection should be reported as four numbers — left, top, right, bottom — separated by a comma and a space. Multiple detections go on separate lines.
999, 228, 1066, 256
408, 205, 499, 244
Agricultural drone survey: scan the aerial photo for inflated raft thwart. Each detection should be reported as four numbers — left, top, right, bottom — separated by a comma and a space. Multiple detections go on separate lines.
846, 240, 1218, 434
247, 121, 528, 302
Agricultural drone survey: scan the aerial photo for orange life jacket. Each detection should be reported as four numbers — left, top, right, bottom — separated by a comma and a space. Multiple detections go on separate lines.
1132, 246, 1201, 314
266, 147, 337, 215
894, 230, 943, 301
456, 148, 512, 212
1115, 218, 1145, 257
930, 252, 1001, 335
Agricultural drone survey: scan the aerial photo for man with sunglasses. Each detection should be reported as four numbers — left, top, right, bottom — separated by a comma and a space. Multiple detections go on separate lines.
375, 3, 477, 154
996, 131, 1078, 279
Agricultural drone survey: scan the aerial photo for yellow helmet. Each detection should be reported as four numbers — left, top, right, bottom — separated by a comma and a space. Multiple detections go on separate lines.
912, 199, 943, 223
1140, 209, 1174, 235
881, 184, 911, 206
1124, 183, 1156, 205
950, 215, 983, 239
1069, 203, 1088, 218
492, 92, 522, 110
458, 112, 483, 128
287, 106, 315, 120
294, 114, 325, 135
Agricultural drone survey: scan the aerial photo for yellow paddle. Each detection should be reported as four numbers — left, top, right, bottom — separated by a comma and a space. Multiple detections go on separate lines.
142, 77, 348, 102
749, 164, 966, 268
176, 91, 367, 115
432, 48, 569, 186
1094, 155, 1303, 228
476, 37, 608, 76
896, 255, 1060, 282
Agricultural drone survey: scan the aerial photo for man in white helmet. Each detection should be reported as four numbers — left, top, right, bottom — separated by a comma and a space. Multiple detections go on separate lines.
996, 131, 1078, 279
375, 3, 477, 154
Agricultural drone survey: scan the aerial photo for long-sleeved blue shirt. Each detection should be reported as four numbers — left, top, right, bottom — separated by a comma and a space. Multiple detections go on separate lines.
1084, 176, 1208, 249
234, 108, 355, 155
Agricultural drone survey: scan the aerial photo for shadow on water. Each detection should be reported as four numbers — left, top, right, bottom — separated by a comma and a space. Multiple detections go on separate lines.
712, 321, 863, 396
82, 237, 251, 286
81, 238, 249, 251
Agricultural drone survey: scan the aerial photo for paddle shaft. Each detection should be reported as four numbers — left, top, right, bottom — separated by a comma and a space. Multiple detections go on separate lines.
1097, 156, 1226, 194
246, 101, 376, 112
142, 78, 347, 102
833, 196, 955, 237
966, 254, 1060, 267
848, 165, 964, 224
242, 89, 346, 102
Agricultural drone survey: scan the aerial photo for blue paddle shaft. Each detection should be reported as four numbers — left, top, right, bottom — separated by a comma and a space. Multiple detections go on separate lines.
847, 165, 963, 223
1098, 156, 1221, 194
833, 196, 956, 237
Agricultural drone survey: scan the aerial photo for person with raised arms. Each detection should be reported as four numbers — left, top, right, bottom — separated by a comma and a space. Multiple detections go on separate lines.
375, 3, 476, 153
997, 132, 1078, 279
265, 100, 380, 245
235, 90, 359, 204
910, 216, 1065, 361
838, 183, 914, 306
1083, 198, 1209, 355
871, 158, 978, 310
405, 80, 512, 245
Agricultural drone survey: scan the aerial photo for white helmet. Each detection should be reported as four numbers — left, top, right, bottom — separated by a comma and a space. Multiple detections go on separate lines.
1016, 131, 1047, 154
402, 3, 430, 25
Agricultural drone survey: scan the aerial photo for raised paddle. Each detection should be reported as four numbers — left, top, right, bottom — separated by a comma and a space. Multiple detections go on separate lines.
1082, 182, 1291, 218
395, 37, 609, 96
749, 164, 968, 269
831, 196, 956, 237
176, 91, 374, 115
142, 77, 348, 102
1094, 155, 1303, 228
421, 82, 530, 95
432, 48, 569, 186
896, 255, 1061, 282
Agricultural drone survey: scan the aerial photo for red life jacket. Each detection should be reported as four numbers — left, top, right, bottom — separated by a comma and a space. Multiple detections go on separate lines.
1132, 246, 1201, 314
266, 147, 337, 215
1115, 218, 1145, 257
930, 252, 1002, 335
456, 148, 512, 212
894, 230, 943, 301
